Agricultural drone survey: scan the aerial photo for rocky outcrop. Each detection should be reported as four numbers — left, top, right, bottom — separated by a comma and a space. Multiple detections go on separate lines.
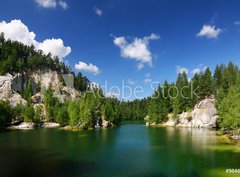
176, 112, 192, 127
0, 74, 27, 106
0, 70, 81, 107
146, 98, 218, 128
164, 114, 178, 126
191, 98, 217, 128
11, 122, 35, 129
41, 122, 60, 128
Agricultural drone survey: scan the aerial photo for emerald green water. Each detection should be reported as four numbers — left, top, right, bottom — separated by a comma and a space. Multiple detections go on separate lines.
0, 123, 239, 177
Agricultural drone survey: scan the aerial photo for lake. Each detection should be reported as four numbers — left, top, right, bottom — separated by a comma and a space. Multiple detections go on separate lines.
0, 122, 239, 177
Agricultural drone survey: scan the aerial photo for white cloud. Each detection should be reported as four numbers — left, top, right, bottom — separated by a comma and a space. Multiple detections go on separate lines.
176, 66, 189, 74
35, 0, 57, 8
0, 19, 37, 46
144, 78, 152, 84
137, 63, 144, 70
191, 68, 201, 75
196, 25, 223, 39
35, 0, 68, 9
145, 73, 151, 78
94, 7, 103, 16
113, 33, 159, 69
144, 73, 152, 84
0, 19, 71, 61
191, 64, 208, 75
59, 1, 68, 10
75, 61, 100, 75
127, 79, 137, 85
37, 38, 71, 60
233, 20, 240, 26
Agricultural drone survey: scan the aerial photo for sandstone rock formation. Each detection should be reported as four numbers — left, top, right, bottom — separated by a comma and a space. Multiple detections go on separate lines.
0, 74, 27, 106
191, 98, 218, 128
147, 98, 218, 128
0, 70, 81, 107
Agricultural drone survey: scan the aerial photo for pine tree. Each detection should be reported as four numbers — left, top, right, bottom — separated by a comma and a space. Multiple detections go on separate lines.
24, 80, 33, 103
68, 101, 80, 127
218, 86, 240, 131
56, 105, 69, 126
22, 104, 35, 123
0, 100, 12, 127
34, 106, 41, 123
199, 67, 213, 98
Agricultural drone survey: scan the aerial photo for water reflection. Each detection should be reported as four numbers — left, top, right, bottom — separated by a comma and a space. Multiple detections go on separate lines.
0, 125, 239, 177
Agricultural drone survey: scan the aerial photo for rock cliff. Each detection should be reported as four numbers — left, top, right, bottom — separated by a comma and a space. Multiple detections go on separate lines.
0, 70, 81, 106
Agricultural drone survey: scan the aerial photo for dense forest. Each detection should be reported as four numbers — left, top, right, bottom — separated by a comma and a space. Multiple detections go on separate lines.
147, 62, 240, 132
0, 33, 240, 132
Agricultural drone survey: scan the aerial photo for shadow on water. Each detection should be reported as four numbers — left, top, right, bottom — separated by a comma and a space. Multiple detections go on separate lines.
0, 147, 95, 177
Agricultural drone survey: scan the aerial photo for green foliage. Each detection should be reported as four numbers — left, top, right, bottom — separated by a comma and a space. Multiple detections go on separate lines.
12, 104, 24, 121
148, 85, 168, 123
22, 104, 35, 123
218, 86, 240, 131
44, 90, 59, 122
34, 106, 41, 123
74, 72, 90, 92
0, 100, 12, 127
102, 98, 121, 125
119, 98, 150, 120
67, 100, 80, 126
56, 104, 69, 126
198, 67, 213, 99
0, 33, 71, 75
24, 80, 33, 103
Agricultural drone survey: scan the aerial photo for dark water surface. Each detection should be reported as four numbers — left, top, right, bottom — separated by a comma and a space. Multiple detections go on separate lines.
0, 123, 239, 177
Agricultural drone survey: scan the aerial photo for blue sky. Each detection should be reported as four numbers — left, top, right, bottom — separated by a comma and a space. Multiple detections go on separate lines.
1, 0, 240, 100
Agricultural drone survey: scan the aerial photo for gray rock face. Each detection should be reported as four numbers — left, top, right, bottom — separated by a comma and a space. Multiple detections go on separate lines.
0, 70, 81, 107
164, 114, 178, 126
0, 74, 27, 106
177, 112, 192, 127
191, 98, 217, 128
161, 98, 218, 128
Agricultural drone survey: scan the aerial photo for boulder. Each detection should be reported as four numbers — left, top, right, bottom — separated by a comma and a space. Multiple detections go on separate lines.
191, 98, 217, 128
11, 122, 35, 129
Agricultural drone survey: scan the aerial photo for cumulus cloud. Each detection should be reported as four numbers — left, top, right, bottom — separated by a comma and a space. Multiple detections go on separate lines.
0, 19, 71, 61
113, 33, 159, 69
75, 61, 101, 75
35, 0, 68, 9
37, 38, 71, 60
0, 19, 37, 46
94, 7, 103, 16
196, 25, 223, 39
176, 66, 189, 74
